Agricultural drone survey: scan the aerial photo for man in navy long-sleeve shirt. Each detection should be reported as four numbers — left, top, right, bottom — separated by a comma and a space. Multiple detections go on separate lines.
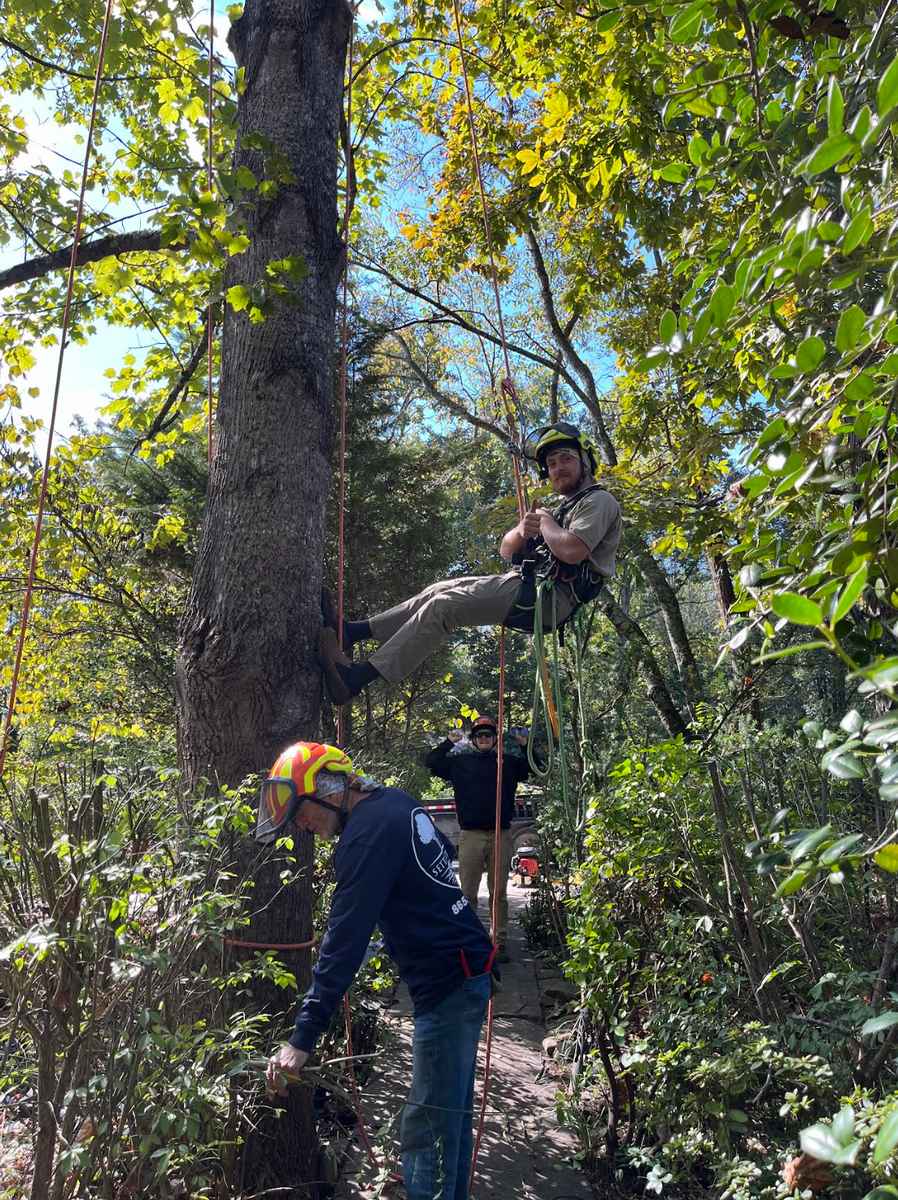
262, 742, 497, 1200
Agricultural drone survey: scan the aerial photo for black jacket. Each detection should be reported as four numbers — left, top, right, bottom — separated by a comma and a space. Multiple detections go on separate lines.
425, 739, 539, 830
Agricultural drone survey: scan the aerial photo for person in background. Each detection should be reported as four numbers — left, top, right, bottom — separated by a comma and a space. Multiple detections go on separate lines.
425, 715, 542, 962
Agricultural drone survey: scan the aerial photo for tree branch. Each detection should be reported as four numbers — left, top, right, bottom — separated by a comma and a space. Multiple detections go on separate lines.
524, 229, 618, 467
597, 592, 690, 738
0, 33, 139, 82
634, 549, 703, 714
138, 312, 211, 444
0, 229, 165, 291
385, 333, 509, 439
355, 253, 595, 409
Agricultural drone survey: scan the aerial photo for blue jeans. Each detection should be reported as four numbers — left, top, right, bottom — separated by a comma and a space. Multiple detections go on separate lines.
401, 974, 490, 1200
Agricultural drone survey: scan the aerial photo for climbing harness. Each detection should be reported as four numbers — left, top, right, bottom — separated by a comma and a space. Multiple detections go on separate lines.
504, 484, 608, 635
0, 0, 116, 779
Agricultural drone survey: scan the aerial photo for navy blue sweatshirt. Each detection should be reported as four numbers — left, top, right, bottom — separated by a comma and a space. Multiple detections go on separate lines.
425, 739, 541, 829
289, 786, 496, 1052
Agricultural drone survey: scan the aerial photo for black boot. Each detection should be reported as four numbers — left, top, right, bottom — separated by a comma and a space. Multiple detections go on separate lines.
320, 629, 381, 705
321, 588, 371, 648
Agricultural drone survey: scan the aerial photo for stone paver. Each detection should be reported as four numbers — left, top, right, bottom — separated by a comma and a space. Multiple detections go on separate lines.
333, 883, 590, 1200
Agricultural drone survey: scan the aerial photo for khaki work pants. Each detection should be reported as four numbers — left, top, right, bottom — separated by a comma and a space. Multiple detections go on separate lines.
368, 572, 575, 685
457, 828, 513, 944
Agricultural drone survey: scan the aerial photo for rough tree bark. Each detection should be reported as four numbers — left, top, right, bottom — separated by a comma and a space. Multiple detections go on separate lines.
174, 0, 351, 1192
635, 550, 703, 716
597, 594, 689, 739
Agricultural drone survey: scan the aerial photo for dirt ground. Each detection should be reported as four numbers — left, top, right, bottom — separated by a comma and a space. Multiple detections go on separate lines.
333, 883, 592, 1200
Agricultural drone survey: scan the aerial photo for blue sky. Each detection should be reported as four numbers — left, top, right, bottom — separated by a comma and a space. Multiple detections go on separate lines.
2, 0, 382, 442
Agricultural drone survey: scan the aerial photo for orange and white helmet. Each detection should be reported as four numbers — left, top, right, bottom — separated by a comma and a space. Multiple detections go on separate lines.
256, 742, 354, 842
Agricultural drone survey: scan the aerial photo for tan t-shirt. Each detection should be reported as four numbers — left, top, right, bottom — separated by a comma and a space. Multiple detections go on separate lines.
557, 486, 622, 578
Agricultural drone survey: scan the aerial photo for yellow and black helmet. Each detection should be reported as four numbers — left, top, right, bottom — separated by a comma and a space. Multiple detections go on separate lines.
530, 422, 599, 480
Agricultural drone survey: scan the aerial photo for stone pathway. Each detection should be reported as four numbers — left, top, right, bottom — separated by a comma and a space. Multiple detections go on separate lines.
333, 884, 591, 1200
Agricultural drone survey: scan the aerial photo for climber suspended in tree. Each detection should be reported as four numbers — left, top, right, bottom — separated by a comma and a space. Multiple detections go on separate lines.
320, 423, 622, 706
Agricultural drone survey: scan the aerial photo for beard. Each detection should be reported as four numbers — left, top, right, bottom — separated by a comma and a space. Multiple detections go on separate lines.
553, 471, 586, 496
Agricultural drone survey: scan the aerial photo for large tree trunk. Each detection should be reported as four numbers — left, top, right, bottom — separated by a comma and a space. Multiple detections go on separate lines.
597, 594, 689, 739
635, 550, 702, 716
175, 0, 351, 1191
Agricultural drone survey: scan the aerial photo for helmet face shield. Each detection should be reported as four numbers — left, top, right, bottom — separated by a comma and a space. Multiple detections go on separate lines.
256, 742, 357, 843
256, 775, 302, 843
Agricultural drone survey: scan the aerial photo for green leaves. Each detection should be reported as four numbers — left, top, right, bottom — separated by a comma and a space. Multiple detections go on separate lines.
800, 1106, 861, 1164
659, 309, 678, 345
659, 162, 690, 182
709, 283, 735, 328
874, 843, 898, 872
832, 564, 868, 623
835, 306, 866, 353
873, 1107, 898, 1165
843, 211, 873, 253
797, 133, 856, 174
687, 135, 709, 166
827, 77, 844, 135
669, 0, 707, 43
877, 56, 898, 116
771, 593, 822, 626
226, 285, 252, 312
796, 336, 825, 372
861, 1012, 898, 1037
635, 346, 669, 373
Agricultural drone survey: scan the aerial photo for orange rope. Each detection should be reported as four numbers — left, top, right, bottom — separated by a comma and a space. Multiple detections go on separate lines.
334, 7, 531, 1190
336, 17, 354, 749
0, 0, 116, 779
447, 4, 539, 1186
343, 995, 404, 1183
206, 0, 216, 467
336, 17, 401, 1184
469, 626, 506, 1189
226, 936, 316, 951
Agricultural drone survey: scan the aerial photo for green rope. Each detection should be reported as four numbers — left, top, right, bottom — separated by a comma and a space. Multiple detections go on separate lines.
526, 578, 555, 781
523, 578, 583, 835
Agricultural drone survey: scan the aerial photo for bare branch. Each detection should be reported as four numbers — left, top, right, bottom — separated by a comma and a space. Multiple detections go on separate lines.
598, 592, 690, 738
386, 333, 508, 439
139, 312, 211, 444
355, 253, 595, 408
524, 229, 618, 466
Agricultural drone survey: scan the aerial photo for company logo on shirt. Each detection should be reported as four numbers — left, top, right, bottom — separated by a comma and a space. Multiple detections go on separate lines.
411, 808, 459, 889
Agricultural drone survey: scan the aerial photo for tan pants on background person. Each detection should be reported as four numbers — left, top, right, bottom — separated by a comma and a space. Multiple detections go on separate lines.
457, 828, 513, 944
368, 573, 575, 686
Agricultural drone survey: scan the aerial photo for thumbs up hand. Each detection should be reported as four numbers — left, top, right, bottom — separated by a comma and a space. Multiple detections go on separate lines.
521, 499, 542, 540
